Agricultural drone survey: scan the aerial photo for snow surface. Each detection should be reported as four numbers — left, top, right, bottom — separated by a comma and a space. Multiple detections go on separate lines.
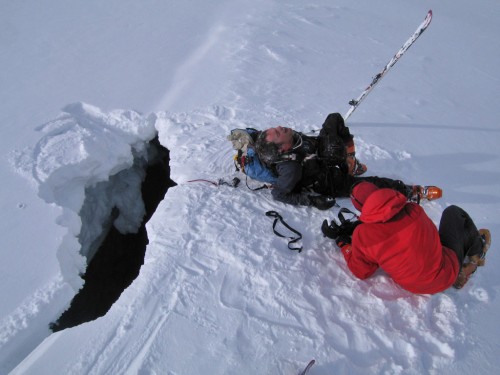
1, 0, 500, 374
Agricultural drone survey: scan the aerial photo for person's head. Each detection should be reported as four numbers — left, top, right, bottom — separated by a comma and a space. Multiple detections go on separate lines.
350, 181, 378, 211
255, 126, 294, 165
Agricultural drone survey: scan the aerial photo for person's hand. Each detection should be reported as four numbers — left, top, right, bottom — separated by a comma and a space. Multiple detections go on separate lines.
321, 219, 339, 239
336, 234, 351, 248
308, 195, 336, 210
322, 218, 360, 239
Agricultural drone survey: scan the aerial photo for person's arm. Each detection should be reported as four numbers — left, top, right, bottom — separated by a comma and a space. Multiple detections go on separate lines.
271, 161, 310, 206
340, 238, 378, 280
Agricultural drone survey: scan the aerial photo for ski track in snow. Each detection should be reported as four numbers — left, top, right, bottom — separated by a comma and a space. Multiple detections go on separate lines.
155, 24, 227, 112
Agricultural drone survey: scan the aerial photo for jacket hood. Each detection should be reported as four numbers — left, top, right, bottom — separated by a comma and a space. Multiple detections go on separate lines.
351, 181, 379, 211
359, 188, 407, 223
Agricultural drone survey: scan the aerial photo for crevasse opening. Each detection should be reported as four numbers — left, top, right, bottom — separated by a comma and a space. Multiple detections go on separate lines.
51, 136, 175, 331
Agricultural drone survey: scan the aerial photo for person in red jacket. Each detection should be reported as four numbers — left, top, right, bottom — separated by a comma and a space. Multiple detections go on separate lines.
323, 181, 491, 293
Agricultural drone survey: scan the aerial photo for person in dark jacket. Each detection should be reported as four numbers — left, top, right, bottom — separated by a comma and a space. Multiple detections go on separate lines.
255, 113, 440, 210
325, 181, 491, 292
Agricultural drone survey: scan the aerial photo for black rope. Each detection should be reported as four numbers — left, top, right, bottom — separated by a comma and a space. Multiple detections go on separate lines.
245, 175, 269, 191
265, 211, 303, 252
187, 177, 240, 188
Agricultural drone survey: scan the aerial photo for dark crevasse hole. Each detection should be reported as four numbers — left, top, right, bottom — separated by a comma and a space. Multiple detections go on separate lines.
50, 137, 176, 332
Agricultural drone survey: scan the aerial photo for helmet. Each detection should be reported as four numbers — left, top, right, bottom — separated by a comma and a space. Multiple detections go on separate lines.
256, 141, 281, 166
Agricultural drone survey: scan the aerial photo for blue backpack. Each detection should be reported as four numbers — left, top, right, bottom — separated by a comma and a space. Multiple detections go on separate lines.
227, 128, 278, 186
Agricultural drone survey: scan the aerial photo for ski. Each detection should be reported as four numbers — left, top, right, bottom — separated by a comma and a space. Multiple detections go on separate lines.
344, 10, 433, 120
298, 359, 315, 375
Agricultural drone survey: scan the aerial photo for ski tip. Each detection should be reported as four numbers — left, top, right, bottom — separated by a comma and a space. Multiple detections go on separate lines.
422, 9, 433, 28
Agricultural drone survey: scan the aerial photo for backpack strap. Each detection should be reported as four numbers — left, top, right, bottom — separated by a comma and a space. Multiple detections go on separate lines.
337, 207, 359, 224
265, 211, 303, 252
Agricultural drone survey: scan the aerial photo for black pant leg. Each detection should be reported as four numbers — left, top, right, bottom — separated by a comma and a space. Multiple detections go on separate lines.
331, 169, 356, 197
353, 176, 411, 197
329, 174, 412, 199
438, 205, 482, 266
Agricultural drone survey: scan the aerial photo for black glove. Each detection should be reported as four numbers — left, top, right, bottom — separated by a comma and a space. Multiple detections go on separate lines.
321, 222, 351, 248
339, 219, 361, 236
321, 218, 360, 239
336, 234, 351, 248
321, 219, 339, 239
308, 195, 336, 210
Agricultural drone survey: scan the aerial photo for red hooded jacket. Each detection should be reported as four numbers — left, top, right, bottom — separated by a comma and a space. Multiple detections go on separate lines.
341, 188, 459, 294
